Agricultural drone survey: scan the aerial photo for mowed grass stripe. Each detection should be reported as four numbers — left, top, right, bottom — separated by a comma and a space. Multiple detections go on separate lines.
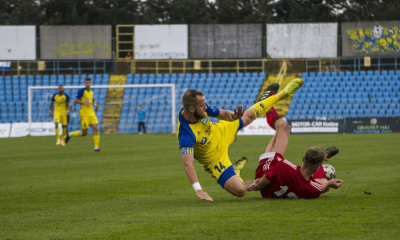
0, 133, 399, 239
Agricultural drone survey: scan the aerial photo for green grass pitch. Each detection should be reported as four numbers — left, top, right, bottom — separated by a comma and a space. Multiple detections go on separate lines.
1, 133, 399, 239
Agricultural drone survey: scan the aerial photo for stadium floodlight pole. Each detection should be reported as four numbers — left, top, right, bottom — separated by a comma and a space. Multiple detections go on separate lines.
28, 84, 176, 135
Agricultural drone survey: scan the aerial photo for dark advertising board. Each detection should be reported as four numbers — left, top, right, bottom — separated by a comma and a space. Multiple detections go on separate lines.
345, 117, 400, 133
190, 24, 262, 59
288, 119, 345, 134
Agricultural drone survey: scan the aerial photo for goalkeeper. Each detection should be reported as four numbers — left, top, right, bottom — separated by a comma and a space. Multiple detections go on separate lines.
177, 78, 303, 202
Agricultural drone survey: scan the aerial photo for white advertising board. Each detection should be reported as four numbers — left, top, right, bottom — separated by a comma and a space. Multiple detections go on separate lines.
267, 23, 337, 58
134, 25, 188, 59
0, 26, 36, 60
10, 122, 55, 137
237, 118, 276, 136
0, 123, 11, 138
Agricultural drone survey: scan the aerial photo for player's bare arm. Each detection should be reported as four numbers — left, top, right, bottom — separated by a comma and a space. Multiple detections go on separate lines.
66, 102, 71, 115
92, 100, 101, 110
74, 98, 90, 106
245, 176, 271, 191
181, 153, 213, 202
48, 102, 54, 117
315, 178, 331, 193
321, 179, 343, 192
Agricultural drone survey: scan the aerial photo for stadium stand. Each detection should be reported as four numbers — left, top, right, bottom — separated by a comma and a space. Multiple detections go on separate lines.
286, 71, 400, 120
118, 72, 264, 133
0, 72, 265, 134
2, 70, 396, 133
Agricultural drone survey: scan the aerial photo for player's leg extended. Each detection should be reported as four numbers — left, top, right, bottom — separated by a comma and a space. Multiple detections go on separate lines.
54, 122, 60, 145
224, 175, 246, 197
61, 125, 67, 146
92, 124, 100, 151
65, 117, 86, 144
241, 78, 304, 127
265, 119, 290, 156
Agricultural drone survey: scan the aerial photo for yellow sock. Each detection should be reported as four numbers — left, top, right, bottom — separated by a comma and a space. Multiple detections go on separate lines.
247, 94, 283, 118
234, 170, 244, 184
93, 132, 100, 148
62, 129, 67, 140
70, 130, 82, 137
55, 129, 60, 139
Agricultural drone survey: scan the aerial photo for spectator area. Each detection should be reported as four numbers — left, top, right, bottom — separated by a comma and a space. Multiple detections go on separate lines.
0, 72, 265, 133
286, 70, 400, 120
119, 72, 265, 133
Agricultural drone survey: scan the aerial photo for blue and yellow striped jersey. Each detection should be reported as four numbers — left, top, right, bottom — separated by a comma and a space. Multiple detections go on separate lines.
51, 93, 70, 115
176, 103, 224, 165
76, 88, 96, 117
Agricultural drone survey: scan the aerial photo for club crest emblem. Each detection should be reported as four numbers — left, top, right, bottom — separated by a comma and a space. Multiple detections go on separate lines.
200, 137, 207, 145
202, 117, 208, 124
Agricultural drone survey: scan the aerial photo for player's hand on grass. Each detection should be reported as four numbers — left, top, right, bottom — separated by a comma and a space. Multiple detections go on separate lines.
328, 179, 343, 189
195, 190, 213, 202
232, 105, 245, 120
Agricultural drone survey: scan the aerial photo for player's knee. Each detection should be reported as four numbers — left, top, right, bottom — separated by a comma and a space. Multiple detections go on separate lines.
235, 188, 246, 197
277, 120, 290, 132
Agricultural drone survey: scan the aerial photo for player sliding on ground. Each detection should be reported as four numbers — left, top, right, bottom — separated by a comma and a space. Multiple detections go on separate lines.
245, 83, 343, 199
65, 78, 101, 152
48, 85, 71, 146
177, 78, 304, 202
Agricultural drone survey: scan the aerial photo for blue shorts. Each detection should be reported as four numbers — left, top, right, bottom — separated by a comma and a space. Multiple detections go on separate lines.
217, 165, 236, 188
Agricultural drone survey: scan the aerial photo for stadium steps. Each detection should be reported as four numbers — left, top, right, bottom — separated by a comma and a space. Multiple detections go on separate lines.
102, 75, 126, 134
257, 74, 299, 117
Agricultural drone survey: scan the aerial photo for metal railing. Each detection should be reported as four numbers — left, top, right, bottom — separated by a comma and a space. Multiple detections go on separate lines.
1, 57, 399, 77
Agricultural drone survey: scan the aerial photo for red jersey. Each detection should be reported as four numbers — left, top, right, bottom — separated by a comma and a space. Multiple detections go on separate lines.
255, 152, 323, 199
313, 165, 327, 179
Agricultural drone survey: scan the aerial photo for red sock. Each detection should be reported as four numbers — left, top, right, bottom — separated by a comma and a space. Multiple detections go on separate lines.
265, 107, 281, 130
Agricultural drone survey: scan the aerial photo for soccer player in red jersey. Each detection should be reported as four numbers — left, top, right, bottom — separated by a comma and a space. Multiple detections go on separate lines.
245, 84, 343, 199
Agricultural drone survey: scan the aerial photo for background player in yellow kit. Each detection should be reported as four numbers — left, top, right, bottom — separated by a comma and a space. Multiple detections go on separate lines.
177, 78, 303, 201
49, 85, 70, 146
65, 78, 101, 152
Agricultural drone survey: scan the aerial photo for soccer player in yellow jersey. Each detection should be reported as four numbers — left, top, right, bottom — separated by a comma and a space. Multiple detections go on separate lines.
177, 78, 304, 201
48, 85, 71, 146
65, 78, 101, 152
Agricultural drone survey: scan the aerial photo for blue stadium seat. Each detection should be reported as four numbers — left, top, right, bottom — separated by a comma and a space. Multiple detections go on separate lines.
302, 72, 308, 78
388, 70, 395, 76
373, 70, 380, 77
367, 70, 373, 76
349, 110, 357, 117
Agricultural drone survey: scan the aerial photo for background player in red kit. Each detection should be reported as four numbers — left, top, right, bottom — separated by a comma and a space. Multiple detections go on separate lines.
245, 84, 343, 199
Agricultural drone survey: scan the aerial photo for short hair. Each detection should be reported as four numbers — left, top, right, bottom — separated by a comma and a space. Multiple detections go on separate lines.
85, 78, 91, 82
304, 147, 326, 169
182, 89, 204, 110
58, 85, 63, 87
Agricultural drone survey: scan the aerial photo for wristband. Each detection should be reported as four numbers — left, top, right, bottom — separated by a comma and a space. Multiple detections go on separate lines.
192, 182, 202, 192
